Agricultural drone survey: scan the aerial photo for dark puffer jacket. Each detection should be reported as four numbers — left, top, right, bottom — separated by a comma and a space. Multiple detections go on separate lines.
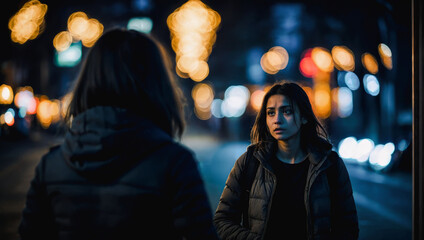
214, 141, 359, 240
19, 106, 218, 240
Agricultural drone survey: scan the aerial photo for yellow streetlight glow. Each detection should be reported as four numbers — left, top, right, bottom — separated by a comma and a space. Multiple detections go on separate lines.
313, 83, 331, 119
191, 83, 214, 109
362, 53, 379, 74
8, 0, 48, 44
260, 46, 289, 75
66, 11, 104, 48
53, 31, 73, 52
378, 43, 393, 70
331, 46, 355, 71
311, 47, 334, 72
168, 0, 220, 82
0, 84, 14, 105
250, 89, 266, 112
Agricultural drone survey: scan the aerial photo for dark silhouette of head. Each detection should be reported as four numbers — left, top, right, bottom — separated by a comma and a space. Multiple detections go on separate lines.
250, 80, 328, 150
65, 28, 185, 138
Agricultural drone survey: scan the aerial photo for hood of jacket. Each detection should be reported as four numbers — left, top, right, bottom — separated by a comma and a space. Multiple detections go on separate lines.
60, 106, 173, 180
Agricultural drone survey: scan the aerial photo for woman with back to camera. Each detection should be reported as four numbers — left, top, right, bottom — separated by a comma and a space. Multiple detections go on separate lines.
19, 28, 218, 240
214, 81, 359, 239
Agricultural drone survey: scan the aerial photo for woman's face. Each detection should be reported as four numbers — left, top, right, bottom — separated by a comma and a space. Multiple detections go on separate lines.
266, 94, 304, 141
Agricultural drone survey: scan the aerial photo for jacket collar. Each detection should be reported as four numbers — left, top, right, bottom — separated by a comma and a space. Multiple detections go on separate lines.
252, 138, 333, 171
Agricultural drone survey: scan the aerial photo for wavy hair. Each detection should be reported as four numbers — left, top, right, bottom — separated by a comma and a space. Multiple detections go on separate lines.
65, 28, 185, 138
250, 81, 329, 150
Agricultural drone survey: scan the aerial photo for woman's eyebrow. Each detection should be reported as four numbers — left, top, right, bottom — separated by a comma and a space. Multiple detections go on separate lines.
266, 105, 291, 110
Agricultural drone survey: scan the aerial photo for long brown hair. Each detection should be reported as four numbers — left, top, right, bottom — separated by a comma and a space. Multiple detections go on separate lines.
250, 80, 329, 150
65, 28, 185, 138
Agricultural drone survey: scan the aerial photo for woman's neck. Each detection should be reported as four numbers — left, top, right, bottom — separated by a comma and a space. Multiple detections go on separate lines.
276, 133, 306, 164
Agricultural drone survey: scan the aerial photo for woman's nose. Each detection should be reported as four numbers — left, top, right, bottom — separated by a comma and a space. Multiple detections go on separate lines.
274, 112, 282, 124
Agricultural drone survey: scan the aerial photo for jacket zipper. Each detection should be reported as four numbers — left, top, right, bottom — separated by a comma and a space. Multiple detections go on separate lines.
261, 167, 277, 240
305, 156, 328, 240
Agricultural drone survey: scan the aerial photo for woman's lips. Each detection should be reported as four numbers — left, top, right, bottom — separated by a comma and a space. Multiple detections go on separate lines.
274, 128, 284, 133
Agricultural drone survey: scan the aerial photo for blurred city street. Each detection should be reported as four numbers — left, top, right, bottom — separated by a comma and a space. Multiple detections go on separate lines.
0, 0, 415, 239
0, 130, 412, 240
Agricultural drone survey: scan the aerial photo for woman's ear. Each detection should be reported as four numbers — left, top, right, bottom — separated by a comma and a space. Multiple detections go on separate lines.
301, 117, 307, 124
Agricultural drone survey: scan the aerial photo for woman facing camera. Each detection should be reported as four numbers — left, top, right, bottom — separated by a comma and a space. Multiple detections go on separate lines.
214, 81, 359, 240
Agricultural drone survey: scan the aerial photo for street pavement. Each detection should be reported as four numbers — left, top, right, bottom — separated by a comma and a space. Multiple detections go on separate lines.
0, 131, 412, 240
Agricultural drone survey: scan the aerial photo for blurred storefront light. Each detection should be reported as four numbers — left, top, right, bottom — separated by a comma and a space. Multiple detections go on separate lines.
0, 84, 14, 105
363, 74, 380, 96
5, 108, 15, 126
211, 99, 224, 118
14, 87, 37, 115
127, 17, 153, 33
221, 85, 250, 118
299, 57, 318, 78
260, 46, 289, 75
36, 97, 60, 129
353, 138, 375, 163
8, 0, 48, 44
167, 0, 220, 82
331, 46, 355, 71
338, 136, 358, 159
369, 143, 395, 171
344, 71, 360, 91
55, 42, 82, 67
0, 114, 5, 125
250, 89, 266, 112
192, 83, 214, 109
361, 53, 379, 74
67, 11, 104, 48
311, 47, 334, 72
53, 31, 73, 52
313, 83, 331, 119
378, 43, 393, 70
337, 87, 353, 118
192, 83, 214, 120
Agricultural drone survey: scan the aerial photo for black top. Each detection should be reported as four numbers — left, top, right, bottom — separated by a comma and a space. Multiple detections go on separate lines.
264, 154, 310, 240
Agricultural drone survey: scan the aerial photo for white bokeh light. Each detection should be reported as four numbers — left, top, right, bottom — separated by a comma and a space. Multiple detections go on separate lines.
363, 74, 380, 96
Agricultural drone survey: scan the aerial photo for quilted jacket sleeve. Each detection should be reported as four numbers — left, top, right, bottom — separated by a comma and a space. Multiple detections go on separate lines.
19, 155, 57, 240
329, 152, 359, 239
213, 152, 260, 240
169, 148, 219, 240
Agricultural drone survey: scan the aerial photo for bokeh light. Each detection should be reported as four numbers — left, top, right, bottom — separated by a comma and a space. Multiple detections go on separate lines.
299, 49, 318, 78
344, 71, 360, 91
338, 136, 358, 159
8, 0, 48, 44
311, 47, 334, 72
0, 84, 14, 105
67, 11, 104, 47
363, 74, 380, 96
378, 43, 393, 70
313, 83, 331, 119
192, 83, 214, 120
53, 31, 73, 52
331, 46, 355, 71
5, 108, 15, 126
167, 0, 221, 82
354, 138, 375, 163
362, 53, 379, 74
250, 89, 266, 112
222, 85, 250, 118
260, 46, 289, 74
211, 99, 224, 118
127, 17, 153, 33
337, 87, 353, 118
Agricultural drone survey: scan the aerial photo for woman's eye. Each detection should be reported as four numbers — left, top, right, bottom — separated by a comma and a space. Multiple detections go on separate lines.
284, 109, 293, 114
267, 111, 275, 116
